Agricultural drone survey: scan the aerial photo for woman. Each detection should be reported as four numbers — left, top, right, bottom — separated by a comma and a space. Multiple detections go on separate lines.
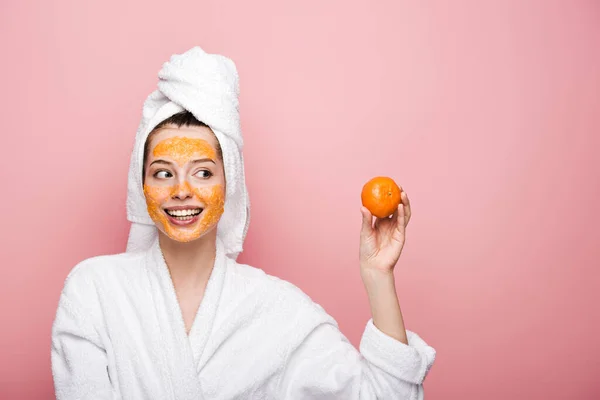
51, 47, 436, 399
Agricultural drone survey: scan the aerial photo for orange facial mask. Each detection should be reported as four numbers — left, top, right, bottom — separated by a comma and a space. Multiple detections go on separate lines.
143, 136, 225, 242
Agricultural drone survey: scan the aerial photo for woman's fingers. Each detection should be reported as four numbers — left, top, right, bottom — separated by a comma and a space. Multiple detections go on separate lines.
401, 191, 411, 225
360, 206, 373, 236
396, 203, 406, 233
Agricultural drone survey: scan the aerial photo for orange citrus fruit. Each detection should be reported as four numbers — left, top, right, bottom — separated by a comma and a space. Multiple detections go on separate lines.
361, 176, 402, 218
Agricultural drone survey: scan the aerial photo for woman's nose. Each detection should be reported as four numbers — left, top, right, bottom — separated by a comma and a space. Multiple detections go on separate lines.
172, 181, 193, 200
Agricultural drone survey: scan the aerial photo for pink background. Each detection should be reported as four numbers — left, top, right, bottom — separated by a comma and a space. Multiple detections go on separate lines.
1, 0, 599, 398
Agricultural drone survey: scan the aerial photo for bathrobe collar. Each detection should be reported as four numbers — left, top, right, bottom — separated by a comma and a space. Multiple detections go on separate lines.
143, 234, 228, 399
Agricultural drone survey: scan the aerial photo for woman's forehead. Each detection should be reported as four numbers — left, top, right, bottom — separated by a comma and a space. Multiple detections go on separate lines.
148, 125, 218, 153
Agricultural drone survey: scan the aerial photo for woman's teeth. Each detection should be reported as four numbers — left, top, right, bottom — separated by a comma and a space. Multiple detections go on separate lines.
165, 208, 202, 220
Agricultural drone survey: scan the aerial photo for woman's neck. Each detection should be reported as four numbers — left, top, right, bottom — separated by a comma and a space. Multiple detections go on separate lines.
158, 229, 217, 291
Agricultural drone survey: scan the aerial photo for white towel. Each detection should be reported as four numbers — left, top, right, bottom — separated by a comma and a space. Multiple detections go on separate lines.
125, 46, 250, 260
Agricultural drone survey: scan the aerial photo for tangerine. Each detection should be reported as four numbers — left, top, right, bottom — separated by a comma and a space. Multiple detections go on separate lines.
361, 176, 402, 218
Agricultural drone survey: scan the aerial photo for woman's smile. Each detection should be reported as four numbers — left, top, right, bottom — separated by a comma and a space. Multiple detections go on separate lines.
163, 207, 203, 226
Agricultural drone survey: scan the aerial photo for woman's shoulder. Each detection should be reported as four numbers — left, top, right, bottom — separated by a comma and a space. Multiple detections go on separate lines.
228, 261, 301, 295
60, 250, 145, 297
223, 261, 339, 344
227, 261, 333, 319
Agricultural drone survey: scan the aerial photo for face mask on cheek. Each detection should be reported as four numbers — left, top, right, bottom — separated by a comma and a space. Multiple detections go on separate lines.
143, 182, 226, 242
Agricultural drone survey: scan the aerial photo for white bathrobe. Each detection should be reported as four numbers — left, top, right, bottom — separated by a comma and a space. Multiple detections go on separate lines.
51, 235, 436, 399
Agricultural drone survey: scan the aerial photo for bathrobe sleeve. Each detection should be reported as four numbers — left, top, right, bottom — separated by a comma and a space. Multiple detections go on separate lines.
277, 300, 436, 399
51, 264, 117, 400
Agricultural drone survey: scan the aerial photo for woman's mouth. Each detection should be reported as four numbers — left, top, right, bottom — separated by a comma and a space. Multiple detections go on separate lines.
163, 208, 203, 226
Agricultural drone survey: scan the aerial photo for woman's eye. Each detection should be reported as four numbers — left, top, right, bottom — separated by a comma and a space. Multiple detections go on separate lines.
154, 170, 172, 179
195, 170, 213, 179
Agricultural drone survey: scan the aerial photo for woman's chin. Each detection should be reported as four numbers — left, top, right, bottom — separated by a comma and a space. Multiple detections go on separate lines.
158, 226, 216, 244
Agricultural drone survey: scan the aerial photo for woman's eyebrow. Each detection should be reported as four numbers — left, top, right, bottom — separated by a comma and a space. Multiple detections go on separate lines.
149, 159, 172, 167
149, 158, 215, 167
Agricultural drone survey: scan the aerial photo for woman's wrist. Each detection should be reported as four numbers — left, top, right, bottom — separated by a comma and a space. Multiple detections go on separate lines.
360, 267, 395, 289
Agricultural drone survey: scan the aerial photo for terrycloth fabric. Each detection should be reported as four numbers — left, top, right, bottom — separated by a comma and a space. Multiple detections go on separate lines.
125, 46, 250, 260
52, 236, 436, 399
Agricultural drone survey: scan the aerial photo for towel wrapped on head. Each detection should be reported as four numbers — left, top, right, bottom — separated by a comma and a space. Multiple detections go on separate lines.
125, 47, 250, 260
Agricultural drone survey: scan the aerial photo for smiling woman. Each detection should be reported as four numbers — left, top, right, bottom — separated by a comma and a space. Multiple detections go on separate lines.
50, 46, 436, 400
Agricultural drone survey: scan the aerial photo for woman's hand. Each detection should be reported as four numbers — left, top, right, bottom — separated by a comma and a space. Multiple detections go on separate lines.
359, 190, 411, 278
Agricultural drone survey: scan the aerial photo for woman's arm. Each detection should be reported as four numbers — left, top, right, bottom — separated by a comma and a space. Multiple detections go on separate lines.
51, 267, 117, 400
362, 270, 407, 344
277, 192, 435, 399
276, 304, 435, 399
359, 190, 413, 344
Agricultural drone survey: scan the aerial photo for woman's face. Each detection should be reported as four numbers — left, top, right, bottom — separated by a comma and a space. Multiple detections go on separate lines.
143, 124, 226, 243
